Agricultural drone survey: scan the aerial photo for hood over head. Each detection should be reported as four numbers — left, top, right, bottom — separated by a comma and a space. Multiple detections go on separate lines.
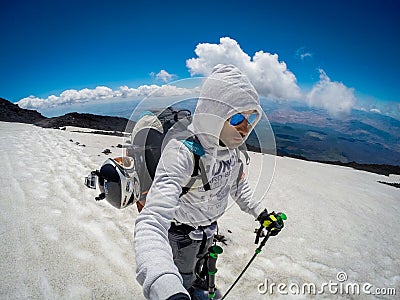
189, 64, 262, 151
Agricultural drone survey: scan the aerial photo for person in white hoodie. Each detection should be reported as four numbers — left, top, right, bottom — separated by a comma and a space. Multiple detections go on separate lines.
134, 64, 277, 300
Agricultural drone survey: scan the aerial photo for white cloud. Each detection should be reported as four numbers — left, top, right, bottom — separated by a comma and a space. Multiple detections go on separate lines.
151, 85, 197, 97
300, 53, 312, 60
306, 69, 357, 117
59, 86, 114, 103
17, 84, 195, 111
113, 85, 139, 98
154, 69, 175, 82
296, 47, 313, 60
16, 38, 364, 119
186, 37, 301, 100
370, 108, 382, 114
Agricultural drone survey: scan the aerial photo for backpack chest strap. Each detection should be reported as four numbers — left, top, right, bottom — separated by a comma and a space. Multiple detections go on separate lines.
180, 137, 210, 197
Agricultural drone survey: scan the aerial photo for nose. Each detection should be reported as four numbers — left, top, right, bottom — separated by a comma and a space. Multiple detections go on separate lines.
235, 119, 249, 136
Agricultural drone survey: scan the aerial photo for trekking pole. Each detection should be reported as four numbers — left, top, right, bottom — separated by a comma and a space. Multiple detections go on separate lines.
221, 212, 287, 300
207, 245, 223, 299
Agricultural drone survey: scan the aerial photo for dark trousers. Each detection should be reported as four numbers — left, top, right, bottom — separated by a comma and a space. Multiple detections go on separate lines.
168, 224, 214, 290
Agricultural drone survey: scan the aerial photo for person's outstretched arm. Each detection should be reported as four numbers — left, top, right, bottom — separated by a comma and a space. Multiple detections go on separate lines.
134, 139, 193, 300
230, 167, 265, 218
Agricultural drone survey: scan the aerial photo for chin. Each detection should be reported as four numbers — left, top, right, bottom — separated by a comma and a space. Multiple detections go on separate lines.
226, 139, 245, 149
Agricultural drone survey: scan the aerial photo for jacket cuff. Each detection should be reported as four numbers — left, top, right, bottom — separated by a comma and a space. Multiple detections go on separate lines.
252, 205, 266, 219
149, 274, 189, 300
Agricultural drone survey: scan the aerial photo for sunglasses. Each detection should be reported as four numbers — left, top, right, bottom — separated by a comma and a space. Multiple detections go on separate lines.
229, 112, 258, 126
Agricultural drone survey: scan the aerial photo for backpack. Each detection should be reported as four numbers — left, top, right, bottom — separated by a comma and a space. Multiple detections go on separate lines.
127, 107, 211, 203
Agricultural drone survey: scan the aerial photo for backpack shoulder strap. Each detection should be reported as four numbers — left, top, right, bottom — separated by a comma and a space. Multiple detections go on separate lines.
234, 147, 250, 195
179, 136, 210, 197
238, 143, 250, 165
180, 152, 199, 197
181, 138, 205, 157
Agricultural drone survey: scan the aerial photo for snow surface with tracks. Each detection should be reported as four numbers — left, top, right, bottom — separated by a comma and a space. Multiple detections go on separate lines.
1, 121, 399, 299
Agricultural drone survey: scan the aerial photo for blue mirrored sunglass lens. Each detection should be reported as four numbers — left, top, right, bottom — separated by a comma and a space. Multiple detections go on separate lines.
248, 113, 258, 124
230, 113, 258, 126
230, 114, 245, 126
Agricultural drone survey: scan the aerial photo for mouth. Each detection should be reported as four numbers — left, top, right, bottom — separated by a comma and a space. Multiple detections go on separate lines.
232, 137, 244, 142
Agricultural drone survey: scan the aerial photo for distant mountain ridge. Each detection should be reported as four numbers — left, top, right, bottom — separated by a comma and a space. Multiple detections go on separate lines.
35, 112, 130, 132
1, 98, 130, 132
1, 98, 399, 174
259, 101, 400, 166
0, 97, 46, 123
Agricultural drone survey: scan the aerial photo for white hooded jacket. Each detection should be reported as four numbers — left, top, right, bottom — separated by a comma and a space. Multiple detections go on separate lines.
134, 64, 265, 299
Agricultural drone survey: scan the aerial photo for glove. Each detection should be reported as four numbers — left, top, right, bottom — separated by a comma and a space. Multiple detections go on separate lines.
257, 209, 269, 225
257, 209, 285, 236
166, 293, 190, 300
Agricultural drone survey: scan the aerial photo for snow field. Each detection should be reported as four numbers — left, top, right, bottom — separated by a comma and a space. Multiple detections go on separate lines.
1, 121, 399, 299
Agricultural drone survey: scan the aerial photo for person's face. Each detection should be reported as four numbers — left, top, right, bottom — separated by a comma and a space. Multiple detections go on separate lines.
219, 110, 257, 148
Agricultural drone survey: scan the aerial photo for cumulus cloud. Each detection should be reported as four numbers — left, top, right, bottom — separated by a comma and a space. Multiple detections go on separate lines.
17, 84, 195, 110
153, 69, 176, 82
17, 37, 363, 119
186, 37, 301, 100
306, 69, 357, 117
59, 86, 114, 102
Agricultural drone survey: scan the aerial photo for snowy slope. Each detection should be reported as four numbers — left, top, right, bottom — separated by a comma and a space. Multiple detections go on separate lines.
1, 121, 399, 299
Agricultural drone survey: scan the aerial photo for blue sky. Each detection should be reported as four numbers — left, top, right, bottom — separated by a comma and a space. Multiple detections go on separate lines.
1, 0, 399, 118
